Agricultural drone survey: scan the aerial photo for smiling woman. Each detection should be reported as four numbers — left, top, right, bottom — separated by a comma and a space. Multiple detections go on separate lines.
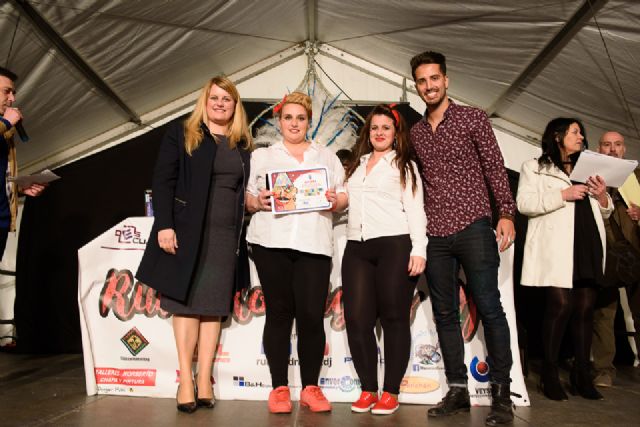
244, 91, 348, 414
136, 75, 254, 414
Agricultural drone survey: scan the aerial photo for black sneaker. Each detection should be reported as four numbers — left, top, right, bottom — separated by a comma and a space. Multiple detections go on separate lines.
427, 386, 470, 417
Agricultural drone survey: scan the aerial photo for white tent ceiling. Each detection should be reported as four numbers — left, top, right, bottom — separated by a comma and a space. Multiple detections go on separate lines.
2, 0, 638, 173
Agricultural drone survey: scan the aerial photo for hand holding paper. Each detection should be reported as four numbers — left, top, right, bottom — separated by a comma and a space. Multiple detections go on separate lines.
569, 150, 638, 187
9, 169, 60, 188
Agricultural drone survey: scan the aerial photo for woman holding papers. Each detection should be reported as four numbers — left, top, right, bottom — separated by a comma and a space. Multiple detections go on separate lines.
136, 76, 253, 413
245, 91, 347, 414
341, 104, 427, 415
517, 117, 612, 401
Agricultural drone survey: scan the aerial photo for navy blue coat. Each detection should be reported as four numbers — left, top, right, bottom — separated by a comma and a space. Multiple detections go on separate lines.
136, 120, 251, 302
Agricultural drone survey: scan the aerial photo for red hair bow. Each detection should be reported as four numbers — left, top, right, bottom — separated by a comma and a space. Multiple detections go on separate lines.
273, 94, 288, 114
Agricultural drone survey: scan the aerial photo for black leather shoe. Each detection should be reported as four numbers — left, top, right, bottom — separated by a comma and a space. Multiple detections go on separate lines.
427, 386, 470, 417
539, 362, 568, 401
176, 384, 197, 414
197, 388, 215, 409
569, 363, 603, 400
486, 383, 514, 426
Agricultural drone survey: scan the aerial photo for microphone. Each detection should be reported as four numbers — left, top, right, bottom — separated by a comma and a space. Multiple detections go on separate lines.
15, 120, 29, 142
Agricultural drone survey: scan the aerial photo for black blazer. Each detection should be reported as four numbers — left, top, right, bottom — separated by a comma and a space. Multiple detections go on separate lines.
136, 120, 251, 302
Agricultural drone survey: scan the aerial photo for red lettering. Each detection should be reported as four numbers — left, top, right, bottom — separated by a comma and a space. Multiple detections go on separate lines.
99, 269, 170, 321
232, 287, 266, 324
459, 283, 478, 343
324, 287, 344, 331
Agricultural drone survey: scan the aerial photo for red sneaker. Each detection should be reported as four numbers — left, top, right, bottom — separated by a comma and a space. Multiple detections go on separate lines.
268, 386, 292, 414
300, 385, 332, 412
351, 391, 378, 413
371, 392, 399, 415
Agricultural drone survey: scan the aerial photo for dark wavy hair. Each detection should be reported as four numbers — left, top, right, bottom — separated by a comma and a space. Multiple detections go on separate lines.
538, 117, 587, 171
346, 104, 418, 194
410, 51, 446, 80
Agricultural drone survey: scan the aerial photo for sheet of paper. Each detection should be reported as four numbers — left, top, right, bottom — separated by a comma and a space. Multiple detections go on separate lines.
569, 150, 638, 188
619, 172, 640, 207
267, 167, 330, 214
8, 169, 61, 187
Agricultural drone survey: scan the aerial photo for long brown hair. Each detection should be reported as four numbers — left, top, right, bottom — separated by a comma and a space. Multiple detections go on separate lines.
346, 104, 417, 194
184, 76, 253, 155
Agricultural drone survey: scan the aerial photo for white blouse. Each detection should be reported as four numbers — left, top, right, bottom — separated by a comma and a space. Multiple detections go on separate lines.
246, 140, 346, 257
346, 151, 427, 258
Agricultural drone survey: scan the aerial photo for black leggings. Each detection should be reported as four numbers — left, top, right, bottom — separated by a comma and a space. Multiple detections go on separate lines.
342, 235, 418, 394
251, 245, 331, 388
543, 284, 597, 366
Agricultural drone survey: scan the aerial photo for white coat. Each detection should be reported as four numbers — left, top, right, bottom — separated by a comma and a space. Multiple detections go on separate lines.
517, 158, 613, 288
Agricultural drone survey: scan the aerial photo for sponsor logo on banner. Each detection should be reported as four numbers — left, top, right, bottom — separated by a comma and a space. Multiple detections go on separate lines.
319, 376, 361, 392
101, 225, 147, 250
459, 281, 479, 342
400, 376, 440, 394
471, 386, 492, 398
120, 327, 149, 357
411, 331, 442, 371
470, 356, 491, 382
99, 269, 170, 321
94, 367, 156, 386
233, 375, 270, 388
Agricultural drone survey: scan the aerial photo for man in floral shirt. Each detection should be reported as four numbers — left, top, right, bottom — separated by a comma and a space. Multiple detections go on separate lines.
409, 51, 515, 426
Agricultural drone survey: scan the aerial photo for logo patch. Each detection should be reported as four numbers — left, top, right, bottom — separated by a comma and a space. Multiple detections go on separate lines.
121, 327, 149, 356
470, 356, 491, 382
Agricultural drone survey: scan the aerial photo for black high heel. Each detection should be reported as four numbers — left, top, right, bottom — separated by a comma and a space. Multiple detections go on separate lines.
539, 362, 568, 401
197, 390, 215, 409
176, 383, 197, 413
196, 376, 215, 409
569, 364, 603, 400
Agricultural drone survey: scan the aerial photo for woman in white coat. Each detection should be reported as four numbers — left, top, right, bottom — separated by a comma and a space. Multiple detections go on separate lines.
517, 117, 612, 401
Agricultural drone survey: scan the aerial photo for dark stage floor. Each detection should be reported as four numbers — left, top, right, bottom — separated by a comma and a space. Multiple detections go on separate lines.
1, 352, 639, 427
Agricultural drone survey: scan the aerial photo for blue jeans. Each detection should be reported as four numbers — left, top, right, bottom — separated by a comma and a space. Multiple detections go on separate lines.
426, 218, 512, 385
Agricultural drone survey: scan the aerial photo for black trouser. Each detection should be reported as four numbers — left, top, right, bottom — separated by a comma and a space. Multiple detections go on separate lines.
251, 244, 331, 388
342, 235, 418, 394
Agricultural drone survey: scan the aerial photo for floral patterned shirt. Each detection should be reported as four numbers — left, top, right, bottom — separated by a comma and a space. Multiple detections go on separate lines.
410, 101, 515, 237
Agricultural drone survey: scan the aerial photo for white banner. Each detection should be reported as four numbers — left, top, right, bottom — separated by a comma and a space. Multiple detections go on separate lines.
79, 217, 529, 405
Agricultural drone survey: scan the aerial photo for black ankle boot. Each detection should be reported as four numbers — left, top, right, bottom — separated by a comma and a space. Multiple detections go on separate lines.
427, 386, 470, 417
570, 363, 603, 400
486, 383, 514, 426
539, 361, 568, 401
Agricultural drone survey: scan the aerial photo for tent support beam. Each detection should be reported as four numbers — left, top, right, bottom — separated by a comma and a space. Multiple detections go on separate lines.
9, 0, 141, 125
307, 0, 317, 43
487, 0, 608, 117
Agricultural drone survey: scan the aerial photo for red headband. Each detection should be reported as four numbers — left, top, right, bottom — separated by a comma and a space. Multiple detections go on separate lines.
273, 94, 288, 114
388, 103, 400, 126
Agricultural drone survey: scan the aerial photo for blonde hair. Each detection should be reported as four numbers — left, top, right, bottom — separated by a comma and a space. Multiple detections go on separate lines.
184, 76, 254, 155
274, 91, 312, 120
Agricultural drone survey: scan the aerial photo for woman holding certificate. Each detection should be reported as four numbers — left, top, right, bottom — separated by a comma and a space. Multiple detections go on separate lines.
245, 91, 347, 414
342, 104, 427, 415
517, 118, 612, 401
136, 76, 253, 413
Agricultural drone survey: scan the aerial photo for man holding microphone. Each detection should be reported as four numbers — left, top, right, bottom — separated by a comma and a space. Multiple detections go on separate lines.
0, 67, 46, 260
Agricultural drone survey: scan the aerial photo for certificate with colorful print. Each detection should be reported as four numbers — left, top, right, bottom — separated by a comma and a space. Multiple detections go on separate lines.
267, 167, 330, 214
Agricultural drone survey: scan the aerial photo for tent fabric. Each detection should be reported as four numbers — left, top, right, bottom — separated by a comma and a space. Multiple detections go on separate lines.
1, 0, 639, 172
